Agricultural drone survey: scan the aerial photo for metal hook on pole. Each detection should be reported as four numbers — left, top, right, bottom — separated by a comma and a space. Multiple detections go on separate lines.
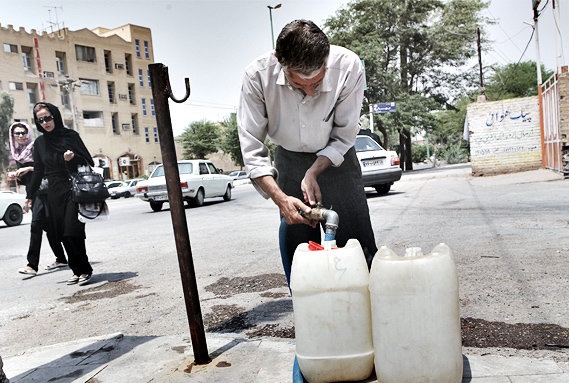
165, 73, 191, 104
148, 63, 210, 365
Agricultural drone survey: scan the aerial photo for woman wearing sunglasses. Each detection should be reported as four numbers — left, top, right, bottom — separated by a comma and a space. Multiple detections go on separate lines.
27, 103, 95, 286
8, 121, 68, 276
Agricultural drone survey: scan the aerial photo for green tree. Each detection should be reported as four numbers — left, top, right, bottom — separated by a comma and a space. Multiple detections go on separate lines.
177, 119, 220, 159
325, 0, 489, 170
485, 61, 554, 100
432, 95, 472, 163
0, 92, 15, 175
219, 113, 244, 168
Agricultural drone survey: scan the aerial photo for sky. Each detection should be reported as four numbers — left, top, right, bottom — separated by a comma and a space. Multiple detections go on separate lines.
2, 0, 568, 136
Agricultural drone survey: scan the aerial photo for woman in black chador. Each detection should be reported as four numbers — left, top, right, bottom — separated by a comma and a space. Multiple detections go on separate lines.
27, 102, 94, 286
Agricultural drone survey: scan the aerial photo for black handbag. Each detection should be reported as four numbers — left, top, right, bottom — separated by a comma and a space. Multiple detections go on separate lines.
71, 167, 110, 203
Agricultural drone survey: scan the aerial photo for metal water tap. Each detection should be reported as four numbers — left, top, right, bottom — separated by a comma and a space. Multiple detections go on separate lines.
300, 203, 339, 241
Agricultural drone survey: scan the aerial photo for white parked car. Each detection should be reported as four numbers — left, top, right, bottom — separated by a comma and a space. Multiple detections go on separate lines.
355, 135, 402, 195
0, 191, 26, 226
228, 170, 248, 180
105, 180, 124, 190
135, 160, 234, 212
228, 170, 250, 186
109, 178, 145, 199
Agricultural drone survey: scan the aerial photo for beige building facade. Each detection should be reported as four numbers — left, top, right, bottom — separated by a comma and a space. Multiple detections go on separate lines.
1, 23, 162, 180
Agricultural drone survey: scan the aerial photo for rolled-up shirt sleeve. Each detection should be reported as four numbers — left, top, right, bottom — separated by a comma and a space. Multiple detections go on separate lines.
237, 66, 276, 180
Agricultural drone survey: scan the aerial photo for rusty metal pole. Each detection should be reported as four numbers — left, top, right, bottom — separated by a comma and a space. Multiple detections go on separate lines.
148, 63, 211, 365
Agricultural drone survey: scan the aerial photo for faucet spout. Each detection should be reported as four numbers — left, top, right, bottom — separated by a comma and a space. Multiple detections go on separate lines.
300, 203, 339, 242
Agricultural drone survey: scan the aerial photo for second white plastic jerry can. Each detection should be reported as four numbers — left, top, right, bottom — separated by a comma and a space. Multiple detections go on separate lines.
369, 243, 463, 383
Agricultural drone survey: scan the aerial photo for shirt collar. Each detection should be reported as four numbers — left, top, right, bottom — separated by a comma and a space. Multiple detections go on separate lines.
276, 65, 332, 94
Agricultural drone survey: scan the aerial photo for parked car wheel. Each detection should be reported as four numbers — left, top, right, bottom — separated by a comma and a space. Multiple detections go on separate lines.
192, 188, 205, 207
3, 204, 23, 226
124, 191, 131, 198
374, 184, 391, 195
223, 185, 232, 201
150, 201, 164, 212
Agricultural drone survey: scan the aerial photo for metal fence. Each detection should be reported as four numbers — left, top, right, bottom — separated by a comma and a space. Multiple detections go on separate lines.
541, 73, 562, 172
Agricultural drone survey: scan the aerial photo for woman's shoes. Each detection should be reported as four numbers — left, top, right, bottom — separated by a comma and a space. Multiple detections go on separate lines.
66, 275, 80, 285
18, 267, 37, 276
78, 274, 92, 286
45, 261, 68, 270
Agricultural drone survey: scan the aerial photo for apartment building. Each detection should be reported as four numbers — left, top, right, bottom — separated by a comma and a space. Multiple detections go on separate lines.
0, 23, 162, 180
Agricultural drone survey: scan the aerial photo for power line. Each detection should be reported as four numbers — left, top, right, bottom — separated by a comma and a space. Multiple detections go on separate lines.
186, 100, 237, 110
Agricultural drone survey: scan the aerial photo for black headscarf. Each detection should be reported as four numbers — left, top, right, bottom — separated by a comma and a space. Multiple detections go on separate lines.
33, 102, 94, 167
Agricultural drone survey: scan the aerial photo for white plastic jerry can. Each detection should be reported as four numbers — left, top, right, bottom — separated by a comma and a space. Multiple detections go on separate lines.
369, 244, 463, 383
290, 239, 374, 383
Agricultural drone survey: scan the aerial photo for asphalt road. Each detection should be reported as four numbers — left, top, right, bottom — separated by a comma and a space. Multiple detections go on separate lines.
1, 164, 568, 361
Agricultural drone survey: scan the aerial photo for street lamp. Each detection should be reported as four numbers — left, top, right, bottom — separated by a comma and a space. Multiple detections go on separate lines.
267, 3, 282, 49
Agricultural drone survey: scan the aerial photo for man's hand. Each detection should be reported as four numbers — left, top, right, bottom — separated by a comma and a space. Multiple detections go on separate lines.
275, 194, 316, 226
301, 172, 321, 207
301, 156, 331, 206
253, 175, 317, 227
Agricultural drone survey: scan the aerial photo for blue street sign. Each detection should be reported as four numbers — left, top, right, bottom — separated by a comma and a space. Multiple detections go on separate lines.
373, 102, 396, 114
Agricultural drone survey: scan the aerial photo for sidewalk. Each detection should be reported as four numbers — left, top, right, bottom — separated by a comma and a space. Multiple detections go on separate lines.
3, 331, 569, 383
4, 165, 568, 383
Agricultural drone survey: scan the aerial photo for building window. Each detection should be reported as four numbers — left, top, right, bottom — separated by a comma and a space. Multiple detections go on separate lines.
61, 89, 70, 108
153, 127, 159, 143
9, 82, 24, 90
128, 83, 135, 105
55, 52, 66, 74
131, 113, 139, 135
79, 79, 99, 95
22, 47, 33, 72
104, 50, 112, 73
141, 98, 147, 116
147, 70, 152, 87
83, 111, 104, 127
75, 45, 96, 63
26, 83, 38, 105
144, 127, 150, 143
107, 81, 116, 104
150, 99, 155, 116
3, 44, 17, 53
144, 41, 150, 59
22, 52, 32, 71
138, 69, 144, 87
125, 54, 132, 75
135, 39, 141, 58
112, 113, 119, 135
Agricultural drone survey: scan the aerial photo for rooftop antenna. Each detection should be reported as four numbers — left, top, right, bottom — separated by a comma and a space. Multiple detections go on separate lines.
44, 6, 65, 36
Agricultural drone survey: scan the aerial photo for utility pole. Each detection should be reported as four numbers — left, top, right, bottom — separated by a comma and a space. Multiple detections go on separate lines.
476, 28, 486, 101
552, 0, 565, 72
52, 78, 80, 131
533, 0, 546, 168
533, 1, 543, 85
